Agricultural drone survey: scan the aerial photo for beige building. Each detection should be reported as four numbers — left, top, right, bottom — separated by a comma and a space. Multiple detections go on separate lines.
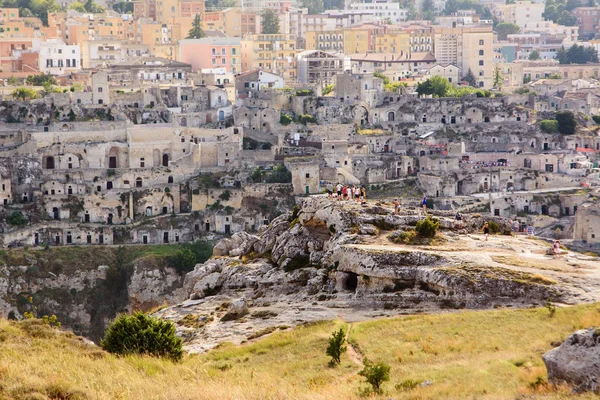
428, 64, 460, 83
492, 1, 545, 28
241, 34, 298, 82
573, 203, 600, 244
434, 24, 494, 88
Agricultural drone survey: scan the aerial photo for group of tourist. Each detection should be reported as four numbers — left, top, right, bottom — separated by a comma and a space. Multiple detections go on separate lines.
327, 183, 367, 203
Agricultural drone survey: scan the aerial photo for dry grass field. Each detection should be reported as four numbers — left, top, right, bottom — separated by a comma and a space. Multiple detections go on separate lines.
3, 303, 600, 399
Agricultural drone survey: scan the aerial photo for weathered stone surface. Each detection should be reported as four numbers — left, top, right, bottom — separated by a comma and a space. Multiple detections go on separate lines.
543, 328, 600, 392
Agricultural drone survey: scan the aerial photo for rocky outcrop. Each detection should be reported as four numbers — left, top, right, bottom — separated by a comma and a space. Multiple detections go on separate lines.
543, 328, 600, 393
164, 197, 566, 352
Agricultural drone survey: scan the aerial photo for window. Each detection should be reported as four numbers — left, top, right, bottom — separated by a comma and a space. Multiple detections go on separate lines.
212, 58, 216, 64
140, 158, 145, 167
98, 87, 103, 92
479, 50, 484, 56
305, 173, 310, 178
479, 40, 484, 45
232, 48, 236, 55
221, 58, 225, 64
212, 48, 216, 55
221, 48, 226, 54
478, 60, 484, 66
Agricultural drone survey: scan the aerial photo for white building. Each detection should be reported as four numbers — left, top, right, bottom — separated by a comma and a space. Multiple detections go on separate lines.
348, 0, 407, 23
427, 63, 459, 83
36, 39, 81, 75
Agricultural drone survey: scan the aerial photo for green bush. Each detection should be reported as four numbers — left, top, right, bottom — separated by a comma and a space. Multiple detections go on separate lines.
218, 190, 231, 201
169, 248, 197, 273
540, 119, 558, 133
100, 312, 183, 362
592, 115, 600, 124
7, 211, 27, 226
280, 113, 293, 125
298, 114, 317, 125
358, 360, 391, 394
183, 240, 213, 265
415, 217, 440, 238
555, 111, 576, 135
326, 328, 347, 366
487, 220, 500, 234
322, 84, 334, 96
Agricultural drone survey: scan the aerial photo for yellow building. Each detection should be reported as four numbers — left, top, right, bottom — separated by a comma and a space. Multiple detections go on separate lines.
374, 32, 410, 54
203, 8, 242, 37
305, 29, 370, 54
434, 25, 494, 88
241, 34, 298, 82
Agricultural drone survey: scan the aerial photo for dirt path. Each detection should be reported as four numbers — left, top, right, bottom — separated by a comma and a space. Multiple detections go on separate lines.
344, 323, 364, 367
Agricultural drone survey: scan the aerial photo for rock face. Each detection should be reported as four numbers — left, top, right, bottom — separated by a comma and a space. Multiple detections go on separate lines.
543, 328, 600, 392
160, 197, 566, 352
0, 251, 185, 342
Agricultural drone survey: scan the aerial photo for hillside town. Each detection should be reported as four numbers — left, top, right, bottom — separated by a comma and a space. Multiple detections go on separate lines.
0, 0, 598, 251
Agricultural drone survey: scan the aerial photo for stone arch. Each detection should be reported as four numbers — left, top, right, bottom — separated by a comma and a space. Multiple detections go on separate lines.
61, 124, 69, 131
107, 146, 119, 168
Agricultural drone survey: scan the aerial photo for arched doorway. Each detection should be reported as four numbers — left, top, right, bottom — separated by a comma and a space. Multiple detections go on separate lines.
388, 111, 395, 122
162, 154, 169, 167
52, 207, 59, 220
45, 156, 55, 169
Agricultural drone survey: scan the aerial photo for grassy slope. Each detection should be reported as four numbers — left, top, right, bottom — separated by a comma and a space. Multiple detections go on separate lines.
3, 305, 600, 400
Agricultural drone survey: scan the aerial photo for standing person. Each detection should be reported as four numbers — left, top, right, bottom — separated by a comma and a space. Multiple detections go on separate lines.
361, 187, 366, 201
482, 222, 490, 241
327, 182, 333, 199
455, 212, 462, 229
553, 240, 561, 258
526, 224, 534, 238
342, 186, 348, 201
394, 198, 400, 215
422, 195, 427, 214
336, 183, 342, 200
355, 186, 361, 203
512, 219, 520, 237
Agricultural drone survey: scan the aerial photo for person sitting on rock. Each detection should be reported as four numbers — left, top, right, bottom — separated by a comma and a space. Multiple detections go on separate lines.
394, 199, 400, 215
455, 212, 462, 229
553, 240, 562, 258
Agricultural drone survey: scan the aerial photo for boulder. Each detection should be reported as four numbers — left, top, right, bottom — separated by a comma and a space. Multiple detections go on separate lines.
221, 297, 249, 321
543, 328, 600, 392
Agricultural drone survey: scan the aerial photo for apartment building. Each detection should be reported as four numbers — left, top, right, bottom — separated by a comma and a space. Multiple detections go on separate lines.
81, 40, 150, 68
203, 8, 242, 37
134, 0, 204, 23
37, 39, 81, 75
0, 38, 37, 77
241, 34, 298, 82
572, 7, 600, 39
492, 1, 544, 28
374, 31, 410, 54
297, 50, 349, 85
180, 37, 241, 73
434, 24, 494, 88
400, 23, 434, 53
348, 0, 408, 24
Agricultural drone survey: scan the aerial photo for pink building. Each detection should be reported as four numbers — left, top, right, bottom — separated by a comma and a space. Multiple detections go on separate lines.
180, 37, 241, 73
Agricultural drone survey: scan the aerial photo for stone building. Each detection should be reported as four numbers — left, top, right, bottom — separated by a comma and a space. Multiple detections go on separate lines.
573, 203, 600, 244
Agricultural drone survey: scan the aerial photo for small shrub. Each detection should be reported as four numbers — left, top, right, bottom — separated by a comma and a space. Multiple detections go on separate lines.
100, 312, 183, 362
487, 221, 500, 234
358, 359, 391, 394
298, 114, 317, 125
592, 115, 600, 124
288, 205, 300, 223
7, 211, 27, 226
395, 379, 422, 391
284, 255, 310, 272
107, 169, 116, 177
545, 298, 556, 318
218, 190, 231, 201
540, 119, 558, 133
326, 328, 347, 366
415, 217, 439, 238
280, 113, 293, 125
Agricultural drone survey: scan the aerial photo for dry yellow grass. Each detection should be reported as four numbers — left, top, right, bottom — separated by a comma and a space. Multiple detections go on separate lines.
4, 305, 600, 399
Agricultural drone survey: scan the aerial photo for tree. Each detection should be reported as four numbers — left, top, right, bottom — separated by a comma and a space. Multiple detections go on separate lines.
7, 211, 27, 226
325, 328, 347, 366
68, 1, 86, 12
358, 360, 391, 394
299, 0, 324, 14
422, 0, 435, 20
493, 65, 503, 89
557, 10, 577, 25
495, 22, 520, 40
557, 44, 599, 64
7, 76, 20, 85
112, 0, 133, 13
26, 73, 56, 86
187, 14, 206, 39
12, 87, 38, 100
416, 76, 453, 97
261, 9, 280, 34
528, 50, 541, 60
84, 0, 104, 13
555, 111, 577, 134
463, 68, 477, 87
100, 312, 184, 362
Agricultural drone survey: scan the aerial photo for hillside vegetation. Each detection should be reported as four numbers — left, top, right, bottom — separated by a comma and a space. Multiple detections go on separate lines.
3, 304, 600, 399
